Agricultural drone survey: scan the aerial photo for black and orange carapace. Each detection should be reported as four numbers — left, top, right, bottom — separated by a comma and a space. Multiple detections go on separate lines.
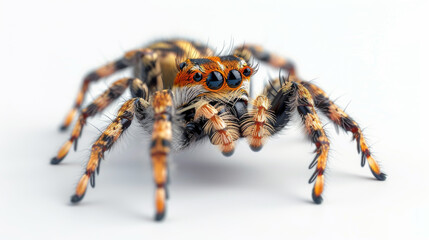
51, 39, 386, 221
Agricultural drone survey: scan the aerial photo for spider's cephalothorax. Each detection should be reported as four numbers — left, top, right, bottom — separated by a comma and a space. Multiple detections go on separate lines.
51, 39, 386, 221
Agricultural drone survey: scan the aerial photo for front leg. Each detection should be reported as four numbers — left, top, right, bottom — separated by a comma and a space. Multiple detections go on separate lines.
240, 96, 274, 151
260, 80, 330, 204
298, 79, 386, 181
195, 101, 240, 156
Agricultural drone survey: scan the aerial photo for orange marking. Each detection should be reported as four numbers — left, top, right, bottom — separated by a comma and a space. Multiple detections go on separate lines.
210, 115, 227, 130
152, 121, 172, 140
328, 104, 348, 124
314, 175, 324, 196
253, 96, 269, 109
155, 188, 166, 213
153, 91, 173, 113
71, 120, 83, 138
270, 56, 287, 68
317, 148, 329, 169
87, 149, 100, 172
220, 142, 235, 153
76, 174, 89, 196
367, 156, 381, 175
195, 102, 218, 120
76, 91, 84, 105
57, 140, 72, 159
243, 96, 274, 150
63, 108, 77, 127
152, 155, 167, 184
360, 137, 369, 153
304, 113, 323, 134
217, 130, 233, 143
96, 63, 115, 77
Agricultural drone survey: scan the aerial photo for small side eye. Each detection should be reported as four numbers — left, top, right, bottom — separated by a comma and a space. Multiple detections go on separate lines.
226, 70, 242, 88
193, 72, 202, 82
243, 67, 252, 77
179, 62, 187, 70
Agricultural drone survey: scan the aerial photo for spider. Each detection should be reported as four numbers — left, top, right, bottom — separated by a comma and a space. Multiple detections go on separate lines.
51, 39, 386, 221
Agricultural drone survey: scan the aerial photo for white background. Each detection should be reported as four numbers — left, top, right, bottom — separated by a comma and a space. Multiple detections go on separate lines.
0, 0, 428, 239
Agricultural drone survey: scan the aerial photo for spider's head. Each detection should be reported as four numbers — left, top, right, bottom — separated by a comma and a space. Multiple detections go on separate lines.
173, 55, 254, 102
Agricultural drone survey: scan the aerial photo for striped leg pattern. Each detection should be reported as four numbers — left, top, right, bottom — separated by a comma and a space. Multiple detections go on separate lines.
134, 49, 164, 92
298, 79, 386, 180
60, 48, 158, 131
151, 90, 174, 221
60, 58, 131, 130
52, 78, 136, 164
241, 95, 275, 151
195, 101, 240, 156
70, 98, 144, 203
294, 82, 330, 204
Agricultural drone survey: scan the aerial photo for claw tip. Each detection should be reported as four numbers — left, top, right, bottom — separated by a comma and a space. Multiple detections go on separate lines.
70, 194, 84, 203
50, 157, 63, 165
154, 211, 166, 221
312, 191, 323, 204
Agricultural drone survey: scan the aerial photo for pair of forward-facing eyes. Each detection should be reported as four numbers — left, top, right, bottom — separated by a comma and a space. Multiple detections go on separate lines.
179, 62, 252, 90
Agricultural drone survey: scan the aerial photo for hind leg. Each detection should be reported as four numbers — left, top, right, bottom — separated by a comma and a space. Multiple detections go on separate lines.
60, 48, 157, 130
299, 79, 386, 180
51, 78, 148, 164
70, 98, 148, 202
265, 77, 386, 181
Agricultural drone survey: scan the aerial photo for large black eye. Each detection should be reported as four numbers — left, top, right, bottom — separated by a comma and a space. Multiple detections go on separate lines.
226, 70, 242, 88
179, 62, 187, 70
243, 67, 251, 77
206, 71, 224, 90
193, 72, 202, 82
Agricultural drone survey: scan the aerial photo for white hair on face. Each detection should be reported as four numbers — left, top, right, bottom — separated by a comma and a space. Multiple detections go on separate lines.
240, 80, 250, 93
239, 59, 247, 68
172, 85, 207, 108
217, 61, 225, 71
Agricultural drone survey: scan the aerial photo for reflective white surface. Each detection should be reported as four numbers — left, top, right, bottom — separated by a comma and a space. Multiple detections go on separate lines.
0, 0, 427, 239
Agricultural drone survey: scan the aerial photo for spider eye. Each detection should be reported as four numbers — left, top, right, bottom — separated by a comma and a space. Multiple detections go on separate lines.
226, 70, 242, 88
206, 71, 224, 90
193, 72, 202, 82
179, 62, 187, 70
243, 67, 252, 77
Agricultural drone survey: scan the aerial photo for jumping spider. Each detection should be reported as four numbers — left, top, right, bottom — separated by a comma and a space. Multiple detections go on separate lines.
51, 39, 386, 221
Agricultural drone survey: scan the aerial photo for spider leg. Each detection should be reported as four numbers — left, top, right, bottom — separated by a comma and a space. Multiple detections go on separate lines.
133, 49, 164, 93
194, 101, 240, 156
240, 96, 274, 151
60, 48, 159, 131
60, 59, 129, 131
70, 98, 148, 203
265, 77, 386, 181
233, 44, 296, 76
263, 79, 330, 204
298, 79, 386, 181
294, 82, 330, 204
150, 90, 174, 221
51, 78, 148, 164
